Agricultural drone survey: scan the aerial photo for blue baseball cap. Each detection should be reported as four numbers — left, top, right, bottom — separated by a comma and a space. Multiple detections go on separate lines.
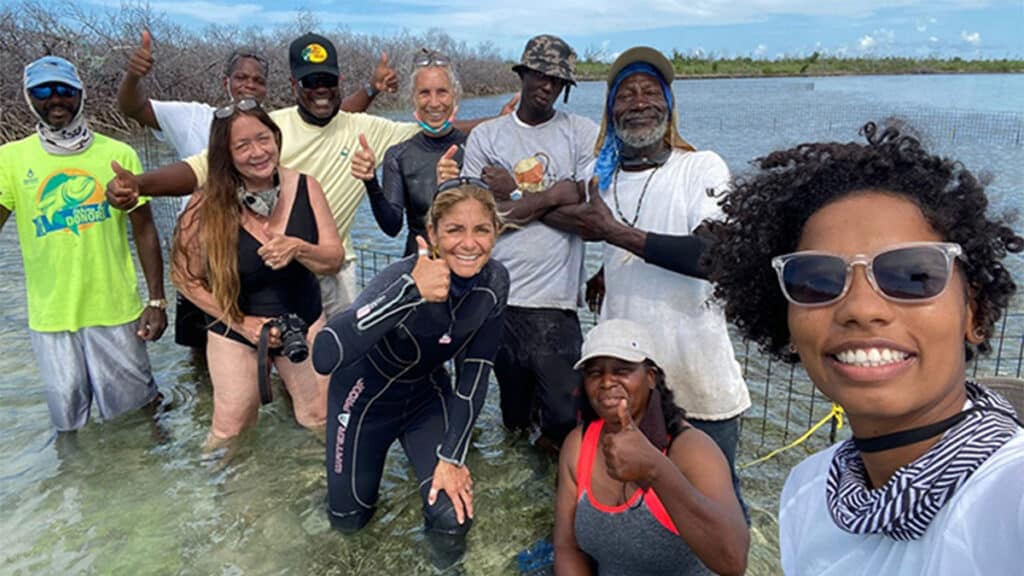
24, 56, 83, 90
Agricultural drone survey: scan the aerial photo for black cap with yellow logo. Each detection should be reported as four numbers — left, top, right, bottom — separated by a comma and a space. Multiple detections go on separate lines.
289, 32, 339, 80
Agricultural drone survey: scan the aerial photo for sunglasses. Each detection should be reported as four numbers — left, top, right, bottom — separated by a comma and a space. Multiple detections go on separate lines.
299, 74, 339, 90
28, 84, 79, 100
437, 176, 489, 194
214, 98, 259, 119
771, 242, 963, 307
414, 49, 451, 68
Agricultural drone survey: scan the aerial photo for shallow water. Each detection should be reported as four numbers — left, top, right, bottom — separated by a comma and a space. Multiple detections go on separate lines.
1, 74, 1022, 575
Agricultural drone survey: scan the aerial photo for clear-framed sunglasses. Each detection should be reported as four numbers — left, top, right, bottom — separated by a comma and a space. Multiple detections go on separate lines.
214, 98, 259, 119
414, 48, 451, 68
771, 241, 964, 307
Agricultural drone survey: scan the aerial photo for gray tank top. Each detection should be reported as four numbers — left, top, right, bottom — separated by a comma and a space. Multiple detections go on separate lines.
573, 420, 712, 576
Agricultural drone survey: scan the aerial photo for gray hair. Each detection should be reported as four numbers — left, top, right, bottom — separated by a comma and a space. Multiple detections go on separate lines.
408, 64, 461, 108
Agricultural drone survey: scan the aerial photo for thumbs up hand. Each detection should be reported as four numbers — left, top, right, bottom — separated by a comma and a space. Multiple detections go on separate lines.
371, 51, 399, 95
257, 222, 301, 270
351, 133, 377, 181
601, 397, 659, 485
436, 144, 461, 186
127, 29, 155, 78
410, 236, 450, 302
106, 160, 140, 210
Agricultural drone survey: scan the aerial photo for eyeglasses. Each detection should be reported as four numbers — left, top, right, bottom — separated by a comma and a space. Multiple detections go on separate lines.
299, 73, 339, 90
225, 50, 268, 76
437, 176, 489, 194
214, 98, 259, 119
414, 49, 451, 68
28, 84, 79, 100
771, 242, 963, 307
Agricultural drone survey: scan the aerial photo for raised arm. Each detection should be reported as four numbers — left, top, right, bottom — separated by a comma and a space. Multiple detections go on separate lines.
311, 259, 424, 375
106, 160, 198, 210
354, 135, 405, 237
340, 51, 399, 113
117, 30, 161, 131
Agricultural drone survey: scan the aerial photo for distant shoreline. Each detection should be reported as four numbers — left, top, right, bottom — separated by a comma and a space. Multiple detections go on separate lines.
572, 57, 1024, 81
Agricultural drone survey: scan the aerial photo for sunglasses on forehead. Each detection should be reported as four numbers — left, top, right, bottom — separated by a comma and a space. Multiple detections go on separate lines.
414, 48, 450, 68
437, 176, 489, 194
772, 242, 963, 307
214, 98, 259, 119
28, 84, 79, 100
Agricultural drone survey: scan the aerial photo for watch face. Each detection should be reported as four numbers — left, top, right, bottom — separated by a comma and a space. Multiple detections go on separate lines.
511, 190, 523, 201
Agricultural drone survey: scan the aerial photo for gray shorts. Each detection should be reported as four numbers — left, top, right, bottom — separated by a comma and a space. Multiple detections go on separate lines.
30, 320, 158, 431
319, 259, 358, 319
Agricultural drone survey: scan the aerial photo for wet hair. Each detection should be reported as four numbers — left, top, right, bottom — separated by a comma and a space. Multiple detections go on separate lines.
408, 64, 461, 108
171, 104, 283, 323
224, 49, 269, 78
579, 360, 689, 440
428, 184, 505, 233
704, 120, 1022, 361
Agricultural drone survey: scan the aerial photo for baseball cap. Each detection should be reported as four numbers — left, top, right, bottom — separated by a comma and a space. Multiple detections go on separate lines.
574, 319, 659, 370
24, 55, 83, 90
289, 33, 339, 81
512, 34, 577, 85
606, 46, 675, 86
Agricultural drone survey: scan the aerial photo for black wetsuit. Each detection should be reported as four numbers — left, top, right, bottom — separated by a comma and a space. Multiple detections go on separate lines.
364, 129, 467, 256
208, 174, 322, 347
312, 256, 509, 542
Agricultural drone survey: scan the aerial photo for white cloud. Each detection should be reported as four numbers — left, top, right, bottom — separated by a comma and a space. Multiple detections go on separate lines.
754, 44, 767, 56
961, 30, 981, 45
859, 35, 877, 50
930, 36, 940, 43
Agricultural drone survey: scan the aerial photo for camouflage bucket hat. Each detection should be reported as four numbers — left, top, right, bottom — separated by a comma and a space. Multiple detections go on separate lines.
512, 34, 577, 85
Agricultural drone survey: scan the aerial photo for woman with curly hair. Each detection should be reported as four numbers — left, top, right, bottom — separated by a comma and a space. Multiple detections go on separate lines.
705, 121, 1023, 575
554, 319, 749, 576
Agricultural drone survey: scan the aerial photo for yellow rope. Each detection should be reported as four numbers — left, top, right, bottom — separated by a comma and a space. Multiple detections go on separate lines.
739, 403, 845, 470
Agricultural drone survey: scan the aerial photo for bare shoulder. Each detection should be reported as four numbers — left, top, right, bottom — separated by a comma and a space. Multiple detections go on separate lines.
668, 424, 729, 473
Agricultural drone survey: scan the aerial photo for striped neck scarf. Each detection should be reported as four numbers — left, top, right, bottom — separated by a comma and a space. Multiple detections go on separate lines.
826, 381, 1020, 541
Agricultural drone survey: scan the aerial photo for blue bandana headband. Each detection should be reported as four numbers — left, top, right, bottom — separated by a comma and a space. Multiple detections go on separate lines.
594, 62, 675, 190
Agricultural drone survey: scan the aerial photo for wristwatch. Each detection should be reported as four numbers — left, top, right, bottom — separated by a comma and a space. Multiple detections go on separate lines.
365, 81, 379, 98
510, 188, 523, 201
147, 298, 168, 310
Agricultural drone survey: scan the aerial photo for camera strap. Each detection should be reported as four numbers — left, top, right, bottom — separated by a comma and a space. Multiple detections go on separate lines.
257, 322, 274, 405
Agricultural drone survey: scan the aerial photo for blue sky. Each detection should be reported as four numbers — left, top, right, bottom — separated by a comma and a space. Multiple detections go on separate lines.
79, 0, 1023, 60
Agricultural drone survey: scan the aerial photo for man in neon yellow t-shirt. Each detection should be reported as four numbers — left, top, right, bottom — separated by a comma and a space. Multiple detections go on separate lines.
0, 56, 167, 431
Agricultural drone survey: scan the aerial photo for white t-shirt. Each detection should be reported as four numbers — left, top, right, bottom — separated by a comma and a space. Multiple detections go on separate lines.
461, 111, 599, 309
597, 150, 750, 420
150, 100, 215, 212
779, 431, 1024, 576
149, 100, 215, 159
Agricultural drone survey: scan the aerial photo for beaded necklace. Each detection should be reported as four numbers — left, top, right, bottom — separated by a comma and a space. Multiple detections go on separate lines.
611, 165, 660, 228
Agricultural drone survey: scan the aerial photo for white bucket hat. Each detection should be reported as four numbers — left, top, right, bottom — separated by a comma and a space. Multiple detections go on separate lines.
574, 319, 659, 370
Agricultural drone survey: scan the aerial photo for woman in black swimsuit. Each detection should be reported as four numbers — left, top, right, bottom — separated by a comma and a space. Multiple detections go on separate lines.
169, 101, 344, 444
312, 180, 508, 564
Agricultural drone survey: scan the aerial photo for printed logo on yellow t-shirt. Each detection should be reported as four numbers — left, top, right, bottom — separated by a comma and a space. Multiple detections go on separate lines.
302, 43, 328, 63
32, 168, 110, 237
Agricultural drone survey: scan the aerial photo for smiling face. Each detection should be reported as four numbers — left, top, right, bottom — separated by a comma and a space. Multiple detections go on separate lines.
28, 83, 82, 129
582, 357, 654, 431
612, 72, 668, 149
224, 57, 268, 102
229, 114, 279, 187
292, 72, 341, 119
788, 191, 981, 434
413, 66, 457, 130
427, 198, 497, 278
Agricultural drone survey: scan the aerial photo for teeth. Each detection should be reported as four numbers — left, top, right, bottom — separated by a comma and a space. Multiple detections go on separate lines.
835, 347, 909, 367
315, 99, 329, 106
455, 255, 479, 262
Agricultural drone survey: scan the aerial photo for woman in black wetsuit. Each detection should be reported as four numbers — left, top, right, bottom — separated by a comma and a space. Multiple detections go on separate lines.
351, 49, 510, 256
168, 101, 344, 445
312, 181, 508, 562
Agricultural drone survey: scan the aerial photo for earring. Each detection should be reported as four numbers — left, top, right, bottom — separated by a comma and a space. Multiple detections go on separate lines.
972, 326, 986, 340
787, 342, 798, 354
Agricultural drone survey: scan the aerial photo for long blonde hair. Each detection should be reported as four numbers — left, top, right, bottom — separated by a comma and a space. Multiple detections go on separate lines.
170, 105, 283, 324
